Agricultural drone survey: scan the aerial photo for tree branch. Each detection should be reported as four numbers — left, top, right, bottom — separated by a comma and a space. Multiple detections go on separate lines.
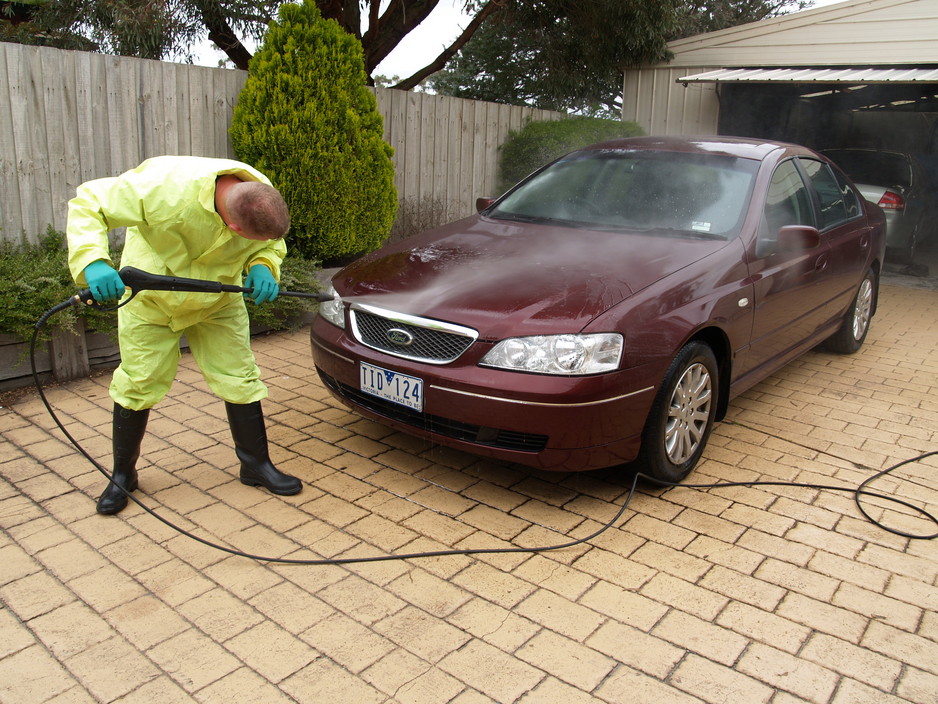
364, 0, 439, 74
392, 0, 499, 90
316, 0, 359, 36
368, 0, 380, 36
194, 0, 253, 69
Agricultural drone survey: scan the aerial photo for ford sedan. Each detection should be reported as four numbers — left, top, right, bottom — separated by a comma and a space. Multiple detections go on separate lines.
310, 136, 886, 482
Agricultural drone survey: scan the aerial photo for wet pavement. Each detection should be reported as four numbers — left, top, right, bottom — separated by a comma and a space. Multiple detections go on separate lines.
1, 279, 936, 703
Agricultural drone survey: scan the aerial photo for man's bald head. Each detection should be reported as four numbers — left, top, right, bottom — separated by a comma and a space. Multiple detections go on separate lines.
227, 181, 290, 240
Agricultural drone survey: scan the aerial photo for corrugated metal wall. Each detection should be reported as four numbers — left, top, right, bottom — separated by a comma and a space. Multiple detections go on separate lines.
621, 67, 720, 136
665, 0, 938, 68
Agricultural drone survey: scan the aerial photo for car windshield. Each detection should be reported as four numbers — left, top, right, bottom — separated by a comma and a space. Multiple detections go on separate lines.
489, 149, 759, 239
823, 150, 912, 189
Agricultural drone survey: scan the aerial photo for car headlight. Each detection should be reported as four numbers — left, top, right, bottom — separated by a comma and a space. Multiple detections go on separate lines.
318, 286, 345, 329
480, 333, 622, 375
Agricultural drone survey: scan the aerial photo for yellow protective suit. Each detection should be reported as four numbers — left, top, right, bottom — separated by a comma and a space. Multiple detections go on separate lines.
67, 156, 287, 410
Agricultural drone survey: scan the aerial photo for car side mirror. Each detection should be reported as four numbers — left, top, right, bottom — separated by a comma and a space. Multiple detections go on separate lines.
476, 197, 496, 213
777, 225, 821, 252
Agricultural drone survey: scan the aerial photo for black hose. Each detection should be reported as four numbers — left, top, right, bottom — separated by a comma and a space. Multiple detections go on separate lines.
28, 300, 938, 566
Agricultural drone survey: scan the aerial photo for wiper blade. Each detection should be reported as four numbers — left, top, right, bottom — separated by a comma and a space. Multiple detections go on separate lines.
487, 212, 547, 224
490, 212, 600, 229
644, 227, 727, 241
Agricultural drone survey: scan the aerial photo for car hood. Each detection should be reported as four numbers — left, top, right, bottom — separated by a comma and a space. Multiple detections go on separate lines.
334, 215, 729, 339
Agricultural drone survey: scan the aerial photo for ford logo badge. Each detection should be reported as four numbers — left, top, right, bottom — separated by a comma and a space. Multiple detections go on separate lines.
387, 328, 414, 346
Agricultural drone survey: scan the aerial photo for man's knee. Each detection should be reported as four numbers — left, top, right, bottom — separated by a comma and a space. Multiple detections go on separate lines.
109, 370, 171, 409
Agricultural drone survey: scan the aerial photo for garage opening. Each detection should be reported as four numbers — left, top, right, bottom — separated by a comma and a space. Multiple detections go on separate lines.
681, 67, 938, 274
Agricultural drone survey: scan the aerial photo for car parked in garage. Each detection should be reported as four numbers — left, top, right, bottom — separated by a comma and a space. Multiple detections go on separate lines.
821, 148, 938, 267
310, 136, 886, 482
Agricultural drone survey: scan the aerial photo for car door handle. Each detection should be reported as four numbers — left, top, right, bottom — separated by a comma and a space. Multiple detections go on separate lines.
815, 254, 828, 273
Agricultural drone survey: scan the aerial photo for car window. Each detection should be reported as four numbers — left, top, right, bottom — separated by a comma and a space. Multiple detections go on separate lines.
490, 150, 758, 239
830, 166, 860, 220
822, 150, 912, 189
759, 159, 813, 254
798, 158, 856, 230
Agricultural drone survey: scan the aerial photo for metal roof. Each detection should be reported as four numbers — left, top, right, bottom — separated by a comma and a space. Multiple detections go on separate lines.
678, 67, 938, 84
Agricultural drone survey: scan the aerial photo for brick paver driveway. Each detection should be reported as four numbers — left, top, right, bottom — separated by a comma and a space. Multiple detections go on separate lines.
2, 280, 936, 703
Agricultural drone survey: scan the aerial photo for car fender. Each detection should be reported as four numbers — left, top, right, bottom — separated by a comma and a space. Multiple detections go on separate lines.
587, 239, 753, 393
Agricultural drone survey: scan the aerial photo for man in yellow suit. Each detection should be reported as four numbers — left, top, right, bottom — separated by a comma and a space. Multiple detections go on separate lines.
67, 156, 302, 515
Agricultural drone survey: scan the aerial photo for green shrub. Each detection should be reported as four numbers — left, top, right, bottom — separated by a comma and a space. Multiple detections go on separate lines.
0, 228, 82, 344
497, 116, 644, 193
0, 229, 321, 345
231, 0, 398, 265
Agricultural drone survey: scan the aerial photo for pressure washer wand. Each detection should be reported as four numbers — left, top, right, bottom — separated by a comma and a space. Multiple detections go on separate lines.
72, 266, 335, 307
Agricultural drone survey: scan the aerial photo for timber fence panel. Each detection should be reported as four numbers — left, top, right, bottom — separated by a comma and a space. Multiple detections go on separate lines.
458, 97, 476, 210
431, 94, 451, 206
186, 64, 207, 157
11, 46, 50, 240
379, 87, 408, 201
138, 58, 165, 157
483, 101, 502, 199
0, 45, 24, 241
445, 96, 464, 206
172, 62, 191, 156
71, 51, 94, 187
41, 48, 71, 229
108, 55, 140, 176
469, 99, 486, 206
418, 92, 436, 201
403, 89, 422, 203
88, 53, 112, 179
0, 42, 565, 243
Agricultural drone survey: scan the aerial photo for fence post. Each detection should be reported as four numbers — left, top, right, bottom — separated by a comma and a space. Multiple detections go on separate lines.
49, 321, 90, 382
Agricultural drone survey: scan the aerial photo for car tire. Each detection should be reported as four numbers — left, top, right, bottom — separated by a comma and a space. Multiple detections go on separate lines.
824, 267, 876, 355
639, 341, 719, 484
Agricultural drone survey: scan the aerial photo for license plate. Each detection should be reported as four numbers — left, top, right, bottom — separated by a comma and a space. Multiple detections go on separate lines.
359, 362, 423, 411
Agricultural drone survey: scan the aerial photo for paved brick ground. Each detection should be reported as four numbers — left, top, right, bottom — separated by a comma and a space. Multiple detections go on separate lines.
1, 280, 936, 703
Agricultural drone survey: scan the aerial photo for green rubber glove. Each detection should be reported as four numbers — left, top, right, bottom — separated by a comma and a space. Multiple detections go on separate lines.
245, 264, 279, 304
83, 260, 125, 302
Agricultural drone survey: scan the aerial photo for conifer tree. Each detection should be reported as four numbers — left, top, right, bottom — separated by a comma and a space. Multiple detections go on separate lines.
231, 0, 397, 262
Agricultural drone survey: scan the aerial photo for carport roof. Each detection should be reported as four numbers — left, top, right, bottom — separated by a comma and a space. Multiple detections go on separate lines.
679, 66, 938, 83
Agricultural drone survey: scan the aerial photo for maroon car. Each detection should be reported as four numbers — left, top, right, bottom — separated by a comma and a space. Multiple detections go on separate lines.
310, 136, 886, 482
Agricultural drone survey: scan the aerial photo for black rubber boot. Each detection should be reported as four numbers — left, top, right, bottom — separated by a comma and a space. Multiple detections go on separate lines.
225, 401, 302, 496
96, 404, 150, 515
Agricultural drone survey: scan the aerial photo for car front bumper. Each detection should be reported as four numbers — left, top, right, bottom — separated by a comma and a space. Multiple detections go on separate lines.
309, 317, 659, 472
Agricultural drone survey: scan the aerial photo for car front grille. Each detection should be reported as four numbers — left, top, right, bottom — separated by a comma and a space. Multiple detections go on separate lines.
349, 303, 478, 364
317, 369, 548, 453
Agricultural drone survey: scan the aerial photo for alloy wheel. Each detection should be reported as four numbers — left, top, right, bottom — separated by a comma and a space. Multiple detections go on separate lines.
664, 362, 713, 465
853, 276, 873, 340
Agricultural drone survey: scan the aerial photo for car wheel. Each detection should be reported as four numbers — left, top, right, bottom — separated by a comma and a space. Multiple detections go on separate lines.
824, 267, 876, 355
639, 341, 719, 483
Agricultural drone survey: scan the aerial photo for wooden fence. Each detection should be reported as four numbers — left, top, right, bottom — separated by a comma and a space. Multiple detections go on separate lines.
0, 41, 564, 243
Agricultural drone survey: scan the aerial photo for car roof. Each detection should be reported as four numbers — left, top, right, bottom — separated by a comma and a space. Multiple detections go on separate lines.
583, 135, 797, 161
822, 147, 910, 160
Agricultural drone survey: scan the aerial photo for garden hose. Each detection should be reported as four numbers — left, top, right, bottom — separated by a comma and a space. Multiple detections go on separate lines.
25, 278, 938, 566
